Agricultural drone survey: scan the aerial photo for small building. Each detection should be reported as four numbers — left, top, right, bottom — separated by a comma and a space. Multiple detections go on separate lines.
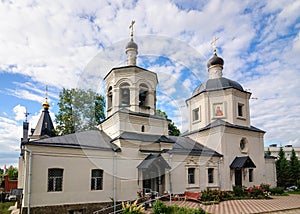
265, 144, 300, 160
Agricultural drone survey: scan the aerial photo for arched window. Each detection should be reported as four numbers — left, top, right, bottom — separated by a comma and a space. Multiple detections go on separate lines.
139, 83, 148, 107
107, 86, 112, 109
120, 82, 130, 106
141, 125, 145, 132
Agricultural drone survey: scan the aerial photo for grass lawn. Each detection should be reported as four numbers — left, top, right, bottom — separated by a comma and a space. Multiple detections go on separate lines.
288, 190, 300, 195
0, 202, 15, 214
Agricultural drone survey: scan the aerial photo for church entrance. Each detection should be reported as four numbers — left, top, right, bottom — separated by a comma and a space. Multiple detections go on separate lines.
234, 169, 242, 186
137, 154, 170, 196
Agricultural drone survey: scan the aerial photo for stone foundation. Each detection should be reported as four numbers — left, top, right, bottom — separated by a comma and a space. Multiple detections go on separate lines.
21, 202, 117, 214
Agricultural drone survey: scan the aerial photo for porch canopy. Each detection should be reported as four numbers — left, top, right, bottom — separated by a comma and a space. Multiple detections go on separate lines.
230, 156, 256, 169
137, 154, 170, 178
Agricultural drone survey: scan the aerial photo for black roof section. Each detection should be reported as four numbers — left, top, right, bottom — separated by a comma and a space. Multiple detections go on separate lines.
264, 153, 276, 159
137, 154, 171, 170
31, 108, 55, 138
112, 131, 175, 144
168, 136, 222, 157
24, 130, 120, 152
190, 77, 248, 99
230, 156, 256, 169
183, 119, 265, 136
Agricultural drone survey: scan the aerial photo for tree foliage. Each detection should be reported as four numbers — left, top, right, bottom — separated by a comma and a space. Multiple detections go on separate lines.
6, 165, 18, 180
289, 149, 300, 186
156, 109, 180, 136
275, 147, 300, 188
276, 147, 290, 188
55, 88, 105, 135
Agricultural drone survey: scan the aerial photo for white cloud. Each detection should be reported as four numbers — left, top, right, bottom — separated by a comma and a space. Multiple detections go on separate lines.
13, 104, 26, 121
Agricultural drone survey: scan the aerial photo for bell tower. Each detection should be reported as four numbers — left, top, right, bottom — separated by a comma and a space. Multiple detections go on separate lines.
100, 21, 168, 138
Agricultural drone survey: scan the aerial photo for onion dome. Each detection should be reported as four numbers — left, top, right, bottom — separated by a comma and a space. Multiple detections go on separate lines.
42, 99, 50, 109
126, 39, 138, 50
192, 77, 244, 97
207, 53, 224, 69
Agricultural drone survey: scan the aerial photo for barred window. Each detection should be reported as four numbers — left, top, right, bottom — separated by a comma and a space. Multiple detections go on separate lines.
48, 168, 63, 192
188, 168, 195, 184
91, 169, 103, 190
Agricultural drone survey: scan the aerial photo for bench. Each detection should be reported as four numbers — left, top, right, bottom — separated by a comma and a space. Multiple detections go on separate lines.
181, 191, 202, 202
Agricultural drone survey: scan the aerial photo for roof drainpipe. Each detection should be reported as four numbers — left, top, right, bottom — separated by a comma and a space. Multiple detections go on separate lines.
113, 152, 117, 214
23, 148, 32, 214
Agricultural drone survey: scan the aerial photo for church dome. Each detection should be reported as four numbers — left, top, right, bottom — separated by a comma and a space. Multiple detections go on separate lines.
192, 77, 244, 96
126, 39, 138, 50
207, 53, 224, 68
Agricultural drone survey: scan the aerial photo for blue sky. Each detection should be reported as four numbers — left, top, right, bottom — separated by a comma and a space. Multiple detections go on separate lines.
0, 0, 300, 167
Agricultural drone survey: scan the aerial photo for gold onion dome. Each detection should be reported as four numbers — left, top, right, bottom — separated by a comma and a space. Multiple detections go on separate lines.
42, 99, 50, 109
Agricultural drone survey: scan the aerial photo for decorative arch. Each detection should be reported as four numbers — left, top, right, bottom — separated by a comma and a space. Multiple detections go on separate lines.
107, 86, 113, 110
120, 82, 130, 106
139, 83, 149, 107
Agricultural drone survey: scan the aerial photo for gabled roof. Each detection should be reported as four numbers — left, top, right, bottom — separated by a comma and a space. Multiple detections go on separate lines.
137, 154, 171, 170
24, 130, 120, 152
112, 131, 175, 143
230, 156, 256, 169
183, 119, 265, 136
168, 136, 222, 157
31, 108, 55, 138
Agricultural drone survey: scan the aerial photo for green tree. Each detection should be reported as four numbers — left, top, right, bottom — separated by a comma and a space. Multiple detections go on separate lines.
276, 147, 290, 188
0, 168, 3, 181
289, 149, 300, 186
55, 88, 105, 135
156, 109, 180, 136
266, 148, 271, 155
6, 165, 18, 180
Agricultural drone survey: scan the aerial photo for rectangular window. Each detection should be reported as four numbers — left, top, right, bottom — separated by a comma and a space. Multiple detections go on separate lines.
188, 168, 195, 184
238, 103, 244, 117
48, 168, 63, 192
249, 169, 253, 182
192, 108, 199, 121
91, 169, 103, 190
208, 168, 214, 183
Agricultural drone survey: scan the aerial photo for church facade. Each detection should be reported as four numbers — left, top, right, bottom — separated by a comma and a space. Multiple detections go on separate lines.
17, 25, 276, 213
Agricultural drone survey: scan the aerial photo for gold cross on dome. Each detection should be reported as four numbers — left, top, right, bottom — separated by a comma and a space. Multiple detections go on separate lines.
211, 36, 219, 54
129, 20, 135, 39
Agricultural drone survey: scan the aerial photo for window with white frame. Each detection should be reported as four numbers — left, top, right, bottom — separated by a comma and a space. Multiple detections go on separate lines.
139, 84, 148, 107
208, 168, 214, 183
107, 86, 113, 109
188, 168, 195, 184
48, 168, 63, 192
120, 82, 130, 106
249, 168, 253, 182
91, 169, 103, 190
238, 103, 244, 117
192, 108, 200, 121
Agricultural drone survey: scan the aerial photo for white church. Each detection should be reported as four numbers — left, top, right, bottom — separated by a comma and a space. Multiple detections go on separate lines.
17, 23, 276, 213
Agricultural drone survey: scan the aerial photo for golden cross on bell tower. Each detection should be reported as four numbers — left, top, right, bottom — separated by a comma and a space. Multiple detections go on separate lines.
211, 36, 219, 55
129, 20, 135, 39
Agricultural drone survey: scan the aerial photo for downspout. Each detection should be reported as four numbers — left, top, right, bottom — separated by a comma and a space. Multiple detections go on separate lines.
23, 148, 32, 214
113, 152, 117, 214
169, 154, 172, 204
218, 157, 223, 190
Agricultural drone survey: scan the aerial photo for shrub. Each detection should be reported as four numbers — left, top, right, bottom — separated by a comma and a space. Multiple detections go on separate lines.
270, 187, 284, 195
152, 200, 207, 214
122, 200, 145, 214
233, 185, 246, 197
152, 200, 168, 214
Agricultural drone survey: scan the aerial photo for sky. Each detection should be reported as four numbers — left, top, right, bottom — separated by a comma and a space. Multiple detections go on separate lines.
0, 0, 300, 168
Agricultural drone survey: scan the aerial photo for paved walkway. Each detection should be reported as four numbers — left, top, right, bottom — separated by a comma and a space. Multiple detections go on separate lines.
161, 194, 300, 214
